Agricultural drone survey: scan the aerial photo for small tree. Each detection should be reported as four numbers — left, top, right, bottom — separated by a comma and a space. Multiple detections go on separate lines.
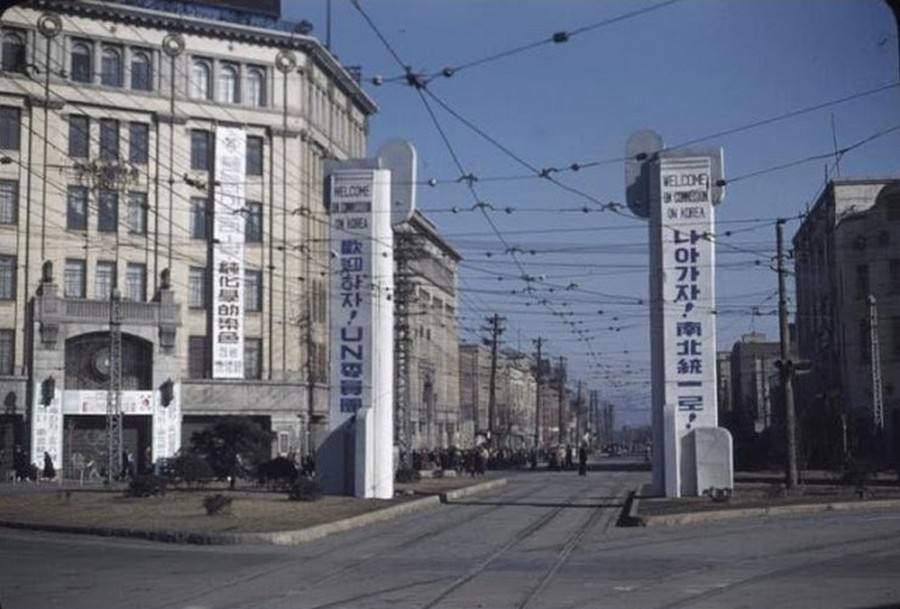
189, 417, 274, 489
167, 453, 215, 489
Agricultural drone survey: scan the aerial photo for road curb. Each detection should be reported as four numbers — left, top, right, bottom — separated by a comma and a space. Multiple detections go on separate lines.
641, 497, 900, 527
0, 478, 508, 546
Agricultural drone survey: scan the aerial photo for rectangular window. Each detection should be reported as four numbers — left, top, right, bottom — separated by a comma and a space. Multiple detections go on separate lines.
68, 115, 89, 158
130, 49, 153, 91
0, 255, 15, 300
129, 122, 149, 164
67, 186, 88, 230
188, 266, 205, 308
190, 196, 208, 239
244, 337, 262, 379
64, 259, 85, 299
0, 179, 17, 224
97, 190, 118, 232
246, 136, 263, 176
245, 202, 262, 242
100, 45, 123, 87
2, 29, 26, 74
0, 329, 13, 375
94, 260, 116, 300
245, 269, 261, 312
127, 191, 147, 234
190, 129, 210, 171
0, 106, 20, 150
125, 262, 146, 302
71, 40, 93, 83
99, 119, 119, 161
188, 335, 208, 379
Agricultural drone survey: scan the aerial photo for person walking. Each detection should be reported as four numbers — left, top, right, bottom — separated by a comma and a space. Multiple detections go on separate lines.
578, 444, 588, 476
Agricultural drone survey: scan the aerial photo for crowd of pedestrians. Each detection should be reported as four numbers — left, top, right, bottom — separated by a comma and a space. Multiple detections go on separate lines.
400, 442, 592, 476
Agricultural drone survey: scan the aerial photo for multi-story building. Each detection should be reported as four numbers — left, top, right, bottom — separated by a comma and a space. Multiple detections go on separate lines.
395, 211, 461, 451
716, 350, 732, 423
793, 178, 900, 466
0, 0, 375, 475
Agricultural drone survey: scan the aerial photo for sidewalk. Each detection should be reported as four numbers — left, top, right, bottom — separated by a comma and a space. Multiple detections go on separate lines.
0, 475, 507, 545
630, 471, 900, 527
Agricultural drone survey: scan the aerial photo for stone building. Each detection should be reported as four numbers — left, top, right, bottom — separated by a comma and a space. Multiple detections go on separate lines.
726, 333, 781, 468
395, 211, 461, 452
0, 0, 374, 475
793, 178, 900, 467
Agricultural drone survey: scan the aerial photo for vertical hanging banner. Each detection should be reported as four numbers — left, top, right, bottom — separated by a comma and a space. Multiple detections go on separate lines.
212, 127, 246, 378
660, 156, 718, 433
324, 164, 394, 499
30, 385, 62, 470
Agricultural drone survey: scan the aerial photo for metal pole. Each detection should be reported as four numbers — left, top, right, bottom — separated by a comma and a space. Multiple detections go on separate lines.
777, 219, 799, 488
533, 337, 543, 449
107, 289, 122, 484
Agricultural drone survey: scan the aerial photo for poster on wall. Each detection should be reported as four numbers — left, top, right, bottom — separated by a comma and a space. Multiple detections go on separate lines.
30, 386, 62, 469
212, 127, 247, 378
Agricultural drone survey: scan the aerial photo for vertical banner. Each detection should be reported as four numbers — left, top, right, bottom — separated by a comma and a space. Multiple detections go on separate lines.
31, 385, 62, 470
212, 127, 246, 378
153, 383, 181, 461
327, 167, 394, 498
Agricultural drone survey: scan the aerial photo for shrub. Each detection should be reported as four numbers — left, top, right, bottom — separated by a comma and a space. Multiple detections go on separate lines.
126, 474, 167, 498
257, 457, 299, 490
167, 453, 215, 488
203, 493, 233, 516
287, 476, 322, 502
395, 468, 421, 484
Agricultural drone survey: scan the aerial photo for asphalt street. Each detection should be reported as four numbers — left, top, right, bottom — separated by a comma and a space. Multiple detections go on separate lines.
1, 463, 899, 609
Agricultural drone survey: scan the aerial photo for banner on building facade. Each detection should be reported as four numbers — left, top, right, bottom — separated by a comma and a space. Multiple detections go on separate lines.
30, 385, 62, 469
212, 127, 247, 379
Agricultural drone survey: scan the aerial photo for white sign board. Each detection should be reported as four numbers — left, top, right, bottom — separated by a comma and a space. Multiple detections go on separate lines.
30, 387, 62, 470
212, 127, 246, 378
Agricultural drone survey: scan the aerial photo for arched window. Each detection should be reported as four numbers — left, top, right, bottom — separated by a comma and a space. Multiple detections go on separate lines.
130, 50, 152, 91
218, 63, 239, 103
1, 30, 26, 74
246, 67, 265, 107
100, 46, 122, 87
190, 59, 211, 100
71, 41, 92, 83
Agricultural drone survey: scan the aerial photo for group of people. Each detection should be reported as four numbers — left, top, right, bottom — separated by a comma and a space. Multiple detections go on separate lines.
545, 443, 590, 475
400, 443, 590, 476
4, 445, 55, 482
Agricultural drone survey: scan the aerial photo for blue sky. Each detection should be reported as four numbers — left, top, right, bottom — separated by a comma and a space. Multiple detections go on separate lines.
285, 0, 900, 426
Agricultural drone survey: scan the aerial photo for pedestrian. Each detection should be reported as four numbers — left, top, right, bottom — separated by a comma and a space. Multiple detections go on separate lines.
12, 444, 26, 482
578, 444, 588, 476
565, 444, 574, 470
42, 451, 56, 480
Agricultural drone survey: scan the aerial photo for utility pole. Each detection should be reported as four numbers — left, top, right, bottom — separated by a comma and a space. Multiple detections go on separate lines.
483, 314, 505, 443
869, 295, 885, 431
394, 232, 421, 462
533, 337, 544, 449
776, 219, 799, 489
557, 356, 567, 446
107, 289, 123, 484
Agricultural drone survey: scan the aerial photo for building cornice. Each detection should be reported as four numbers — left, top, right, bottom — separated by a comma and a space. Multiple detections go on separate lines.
22, 0, 378, 115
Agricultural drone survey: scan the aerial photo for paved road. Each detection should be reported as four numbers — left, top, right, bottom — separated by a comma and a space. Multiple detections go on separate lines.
2, 462, 900, 609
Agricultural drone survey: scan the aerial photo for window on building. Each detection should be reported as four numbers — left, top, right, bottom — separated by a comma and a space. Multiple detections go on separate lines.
130, 49, 152, 91
188, 335, 208, 378
245, 202, 262, 242
67, 186, 88, 230
97, 190, 117, 232
190, 196, 208, 239
64, 258, 85, 298
125, 262, 146, 302
246, 67, 266, 107
856, 264, 870, 300
245, 269, 261, 312
95, 260, 116, 299
218, 63, 239, 103
189, 59, 211, 100
127, 191, 147, 234
68, 115, 88, 158
100, 46, 123, 87
244, 337, 262, 379
71, 40, 92, 83
0, 179, 17, 225
0, 329, 13, 375
99, 119, 119, 161
0, 255, 15, 300
246, 136, 263, 176
0, 106, 20, 150
1, 29, 26, 74
188, 267, 205, 308
190, 129, 210, 171
129, 122, 149, 164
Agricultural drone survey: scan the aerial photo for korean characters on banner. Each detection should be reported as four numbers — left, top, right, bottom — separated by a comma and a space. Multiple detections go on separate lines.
212, 127, 247, 379
661, 157, 718, 432
329, 172, 375, 427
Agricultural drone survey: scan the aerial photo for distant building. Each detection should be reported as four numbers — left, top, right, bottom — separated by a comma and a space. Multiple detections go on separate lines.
793, 178, 900, 466
716, 351, 732, 421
